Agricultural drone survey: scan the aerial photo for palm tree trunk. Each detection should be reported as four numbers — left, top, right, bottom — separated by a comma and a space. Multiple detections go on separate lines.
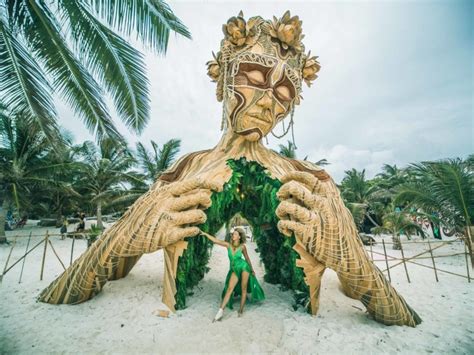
392, 232, 401, 250
97, 200, 103, 229
365, 213, 380, 228
465, 226, 474, 268
0, 200, 7, 243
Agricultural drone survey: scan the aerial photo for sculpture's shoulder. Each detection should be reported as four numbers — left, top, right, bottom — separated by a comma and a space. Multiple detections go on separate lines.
283, 157, 332, 182
158, 149, 212, 183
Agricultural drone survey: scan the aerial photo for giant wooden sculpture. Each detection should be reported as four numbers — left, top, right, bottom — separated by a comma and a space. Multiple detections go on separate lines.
39, 11, 421, 327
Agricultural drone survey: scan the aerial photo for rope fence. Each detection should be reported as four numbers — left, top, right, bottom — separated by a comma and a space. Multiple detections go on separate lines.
1, 231, 92, 283
365, 237, 471, 283
1, 231, 471, 285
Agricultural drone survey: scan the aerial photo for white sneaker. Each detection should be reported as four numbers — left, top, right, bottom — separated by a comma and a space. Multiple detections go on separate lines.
213, 308, 224, 322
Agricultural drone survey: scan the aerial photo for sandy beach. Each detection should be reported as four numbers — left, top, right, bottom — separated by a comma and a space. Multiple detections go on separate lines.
0, 221, 472, 354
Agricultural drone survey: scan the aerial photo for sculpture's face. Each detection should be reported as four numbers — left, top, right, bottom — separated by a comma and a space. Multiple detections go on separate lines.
225, 47, 299, 142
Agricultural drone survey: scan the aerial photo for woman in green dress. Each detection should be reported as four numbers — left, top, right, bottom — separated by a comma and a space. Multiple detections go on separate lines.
202, 228, 265, 321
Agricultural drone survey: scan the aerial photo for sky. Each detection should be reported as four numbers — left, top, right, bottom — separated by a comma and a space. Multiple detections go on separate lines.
57, 0, 473, 182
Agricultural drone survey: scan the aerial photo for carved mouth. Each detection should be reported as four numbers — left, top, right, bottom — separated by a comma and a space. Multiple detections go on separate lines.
247, 113, 272, 124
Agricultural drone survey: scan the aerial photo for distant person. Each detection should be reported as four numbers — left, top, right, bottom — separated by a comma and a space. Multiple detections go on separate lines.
76, 214, 85, 233
15, 215, 27, 229
59, 216, 68, 240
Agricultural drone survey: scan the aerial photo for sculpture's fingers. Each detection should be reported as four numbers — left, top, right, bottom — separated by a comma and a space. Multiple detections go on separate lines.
277, 220, 313, 240
173, 209, 207, 226
277, 181, 316, 209
281, 171, 320, 193
277, 180, 330, 213
276, 200, 317, 224
168, 226, 201, 244
170, 189, 213, 211
169, 177, 222, 196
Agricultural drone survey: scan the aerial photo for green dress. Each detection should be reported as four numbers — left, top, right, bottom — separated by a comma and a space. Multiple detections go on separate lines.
221, 244, 265, 310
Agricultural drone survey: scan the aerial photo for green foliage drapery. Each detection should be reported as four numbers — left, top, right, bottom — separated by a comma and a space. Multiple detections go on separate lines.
175, 158, 309, 311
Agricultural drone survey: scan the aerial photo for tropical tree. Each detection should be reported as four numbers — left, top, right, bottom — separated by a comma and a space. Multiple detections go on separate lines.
395, 157, 474, 264
372, 209, 425, 250
136, 138, 181, 183
31, 131, 85, 224
0, 108, 66, 241
377, 164, 406, 188
314, 158, 330, 166
0, 0, 191, 143
278, 140, 296, 158
76, 139, 137, 229
111, 138, 181, 208
340, 168, 384, 228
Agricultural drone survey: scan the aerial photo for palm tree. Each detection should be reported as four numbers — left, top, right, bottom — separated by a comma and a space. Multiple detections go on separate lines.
376, 164, 408, 191
0, 108, 68, 241
111, 139, 181, 207
372, 209, 425, 250
314, 158, 330, 166
278, 140, 296, 158
76, 139, 137, 229
340, 168, 384, 228
0, 0, 190, 143
136, 138, 181, 183
395, 157, 474, 265
33, 131, 85, 224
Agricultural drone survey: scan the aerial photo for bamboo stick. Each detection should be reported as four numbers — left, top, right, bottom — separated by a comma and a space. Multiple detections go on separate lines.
427, 238, 439, 282
382, 239, 391, 282
19, 232, 33, 283
70, 234, 76, 266
399, 238, 411, 283
48, 239, 66, 271
406, 260, 470, 280
1, 235, 18, 282
3, 238, 43, 276
40, 231, 50, 281
386, 242, 447, 270
369, 250, 466, 261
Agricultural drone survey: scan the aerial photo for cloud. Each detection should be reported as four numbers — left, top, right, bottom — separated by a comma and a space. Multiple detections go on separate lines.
56, 1, 472, 182
306, 144, 395, 183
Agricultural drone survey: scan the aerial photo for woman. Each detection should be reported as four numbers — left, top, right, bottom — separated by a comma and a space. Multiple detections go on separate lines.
201, 228, 265, 322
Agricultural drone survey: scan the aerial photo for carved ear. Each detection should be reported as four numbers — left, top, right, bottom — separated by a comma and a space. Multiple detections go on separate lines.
302, 51, 321, 87
206, 51, 221, 82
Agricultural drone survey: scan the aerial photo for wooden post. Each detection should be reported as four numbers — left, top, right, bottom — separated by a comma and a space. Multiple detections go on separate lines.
40, 231, 49, 281
1, 235, 18, 282
465, 242, 471, 283
70, 234, 76, 266
427, 238, 439, 282
399, 238, 411, 283
370, 242, 373, 261
382, 239, 391, 282
19, 232, 32, 284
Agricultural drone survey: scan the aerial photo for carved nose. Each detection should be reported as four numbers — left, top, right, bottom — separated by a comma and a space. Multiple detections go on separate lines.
256, 90, 273, 109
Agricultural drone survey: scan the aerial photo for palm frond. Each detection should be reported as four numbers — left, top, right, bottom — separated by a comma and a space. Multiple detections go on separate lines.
88, 0, 191, 54
156, 138, 181, 175
60, 1, 150, 133
19, 1, 121, 141
0, 12, 59, 142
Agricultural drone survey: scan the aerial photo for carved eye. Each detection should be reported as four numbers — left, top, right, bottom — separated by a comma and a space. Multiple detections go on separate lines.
275, 85, 292, 101
244, 70, 265, 85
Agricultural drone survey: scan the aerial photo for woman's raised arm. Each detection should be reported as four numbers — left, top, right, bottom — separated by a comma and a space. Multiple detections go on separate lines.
200, 231, 230, 248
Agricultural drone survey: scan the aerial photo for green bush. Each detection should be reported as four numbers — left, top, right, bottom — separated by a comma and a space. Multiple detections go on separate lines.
175, 158, 309, 311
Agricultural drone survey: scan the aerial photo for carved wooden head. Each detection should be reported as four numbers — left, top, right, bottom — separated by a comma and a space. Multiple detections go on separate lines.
206, 11, 321, 141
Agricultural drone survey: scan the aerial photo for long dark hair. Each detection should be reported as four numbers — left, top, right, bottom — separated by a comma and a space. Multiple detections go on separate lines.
231, 227, 247, 244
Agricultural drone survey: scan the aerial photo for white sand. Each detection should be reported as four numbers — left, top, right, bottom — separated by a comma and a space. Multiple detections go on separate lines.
0, 222, 472, 354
